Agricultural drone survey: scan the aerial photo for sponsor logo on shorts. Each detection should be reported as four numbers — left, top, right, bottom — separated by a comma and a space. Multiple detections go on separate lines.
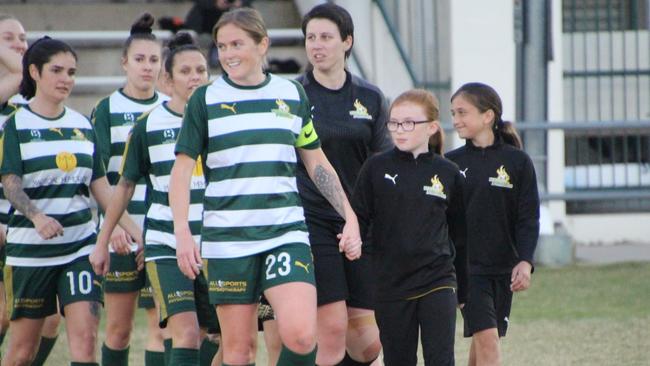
167, 290, 194, 304
210, 280, 247, 293
14, 297, 44, 309
294, 260, 310, 274
106, 270, 139, 282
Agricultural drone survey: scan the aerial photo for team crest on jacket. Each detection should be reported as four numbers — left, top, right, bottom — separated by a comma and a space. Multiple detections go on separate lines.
489, 165, 513, 188
349, 99, 372, 119
272, 99, 293, 118
423, 175, 446, 199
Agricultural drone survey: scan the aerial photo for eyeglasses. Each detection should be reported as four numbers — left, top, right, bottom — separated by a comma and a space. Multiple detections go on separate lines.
386, 119, 431, 132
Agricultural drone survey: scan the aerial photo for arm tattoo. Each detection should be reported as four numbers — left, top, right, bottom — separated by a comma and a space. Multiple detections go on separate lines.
313, 165, 346, 219
1, 174, 40, 220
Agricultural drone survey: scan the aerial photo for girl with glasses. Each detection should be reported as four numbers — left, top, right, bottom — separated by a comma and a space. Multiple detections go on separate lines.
352, 89, 468, 366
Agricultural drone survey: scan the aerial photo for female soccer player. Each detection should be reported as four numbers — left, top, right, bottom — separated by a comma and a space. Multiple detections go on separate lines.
352, 89, 467, 366
90, 13, 168, 366
0, 15, 62, 365
0, 36, 140, 366
447, 82, 540, 366
169, 8, 362, 366
297, 4, 390, 364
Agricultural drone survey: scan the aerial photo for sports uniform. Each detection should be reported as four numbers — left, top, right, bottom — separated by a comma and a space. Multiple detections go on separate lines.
296, 70, 391, 307
446, 137, 540, 337
352, 148, 467, 366
91, 89, 167, 305
175, 73, 319, 304
120, 102, 218, 331
0, 105, 104, 318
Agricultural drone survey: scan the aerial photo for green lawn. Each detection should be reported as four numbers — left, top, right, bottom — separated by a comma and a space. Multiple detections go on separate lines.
5, 262, 650, 365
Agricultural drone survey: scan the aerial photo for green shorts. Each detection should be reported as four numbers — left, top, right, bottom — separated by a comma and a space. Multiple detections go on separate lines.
104, 252, 145, 293
137, 275, 156, 309
204, 243, 315, 305
3, 256, 103, 320
147, 259, 219, 333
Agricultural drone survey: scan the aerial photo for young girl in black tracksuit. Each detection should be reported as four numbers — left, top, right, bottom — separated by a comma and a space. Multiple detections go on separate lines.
446, 82, 540, 366
352, 89, 467, 366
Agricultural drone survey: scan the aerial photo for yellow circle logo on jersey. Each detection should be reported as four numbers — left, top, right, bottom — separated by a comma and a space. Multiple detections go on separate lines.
56, 152, 77, 172
193, 156, 203, 177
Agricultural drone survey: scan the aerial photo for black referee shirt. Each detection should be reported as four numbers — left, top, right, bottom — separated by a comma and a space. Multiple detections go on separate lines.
446, 137, 540, 276
352, 148, 468, 303
296, 71, 393, 221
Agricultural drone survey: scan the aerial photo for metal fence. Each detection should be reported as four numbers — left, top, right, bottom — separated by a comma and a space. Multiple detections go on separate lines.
373, 0, 452, 121
562, 0, 650, 213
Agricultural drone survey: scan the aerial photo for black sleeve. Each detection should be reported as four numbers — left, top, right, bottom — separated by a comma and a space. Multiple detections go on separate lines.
515, 155, 541, 265
351, 159, 375, 242
370, 91, 393, 153
447, 171, 468, 304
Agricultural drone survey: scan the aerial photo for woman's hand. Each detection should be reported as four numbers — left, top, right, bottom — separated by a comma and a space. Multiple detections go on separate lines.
32, 213, 64, 240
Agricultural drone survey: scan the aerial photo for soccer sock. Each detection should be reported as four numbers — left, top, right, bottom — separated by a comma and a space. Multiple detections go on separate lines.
277, 344, 317, 366
163, 338, 173, 366
145, 350, 165, 366
32, 336, 59, 366
337, 352, 377, 366
169, 348, 199, 366
199, 337, 219, 366
101, 343, 129, 366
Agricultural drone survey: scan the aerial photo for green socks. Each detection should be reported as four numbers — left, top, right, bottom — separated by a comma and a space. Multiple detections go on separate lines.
277, 344, 317, 366
170, 348, 199, 366
200, 337, 219, 366
101, 343, 129, 366
145, 350, 165, 366
163, 338, 173, 366
32, 336, 59, 366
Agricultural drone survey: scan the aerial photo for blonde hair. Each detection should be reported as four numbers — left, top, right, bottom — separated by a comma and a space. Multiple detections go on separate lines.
213, 8, 268, 45
389, 89, 445, 155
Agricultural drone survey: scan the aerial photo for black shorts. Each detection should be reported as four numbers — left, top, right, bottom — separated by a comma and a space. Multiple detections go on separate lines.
462, 275, 513, 337
306, 213, 375, 309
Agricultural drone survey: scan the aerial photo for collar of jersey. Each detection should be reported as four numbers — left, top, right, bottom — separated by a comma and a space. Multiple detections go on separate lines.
24, 104, 66, 121
223, 72, 272, 90
118, 88, 159, 105
465, 134, 503, 151
393, 147, 434, 161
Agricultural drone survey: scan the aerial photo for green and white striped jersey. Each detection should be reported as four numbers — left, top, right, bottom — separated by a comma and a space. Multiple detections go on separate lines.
0, 106, 105, 266
0, 95, 29, 225
175, 74, 320, 259
91, 89, 167, 237
121, 102, 205, 261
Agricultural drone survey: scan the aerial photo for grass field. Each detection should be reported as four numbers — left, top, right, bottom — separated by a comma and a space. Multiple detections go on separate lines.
4, 262, 649, 365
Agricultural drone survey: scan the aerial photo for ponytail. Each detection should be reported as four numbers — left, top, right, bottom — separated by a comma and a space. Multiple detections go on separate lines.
451, 82, 521, 149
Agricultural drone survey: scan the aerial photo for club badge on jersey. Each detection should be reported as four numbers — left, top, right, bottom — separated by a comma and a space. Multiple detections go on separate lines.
489, 165, 514, 188
349, 98, 372, 120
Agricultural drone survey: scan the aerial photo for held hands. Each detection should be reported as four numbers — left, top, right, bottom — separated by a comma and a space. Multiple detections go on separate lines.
176, 229, 202, 280
110, 226, 134, 255
336, 217, 362, 261
32, 213, 64, 240
511, 260, 533, 292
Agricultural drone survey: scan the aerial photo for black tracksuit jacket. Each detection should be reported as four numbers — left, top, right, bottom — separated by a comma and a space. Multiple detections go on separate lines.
446, 138, 540, 275
352, 148, 468, 303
